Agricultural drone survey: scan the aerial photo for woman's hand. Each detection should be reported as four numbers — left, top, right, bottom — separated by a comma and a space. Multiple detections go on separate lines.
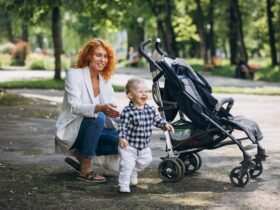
119, 138, 128, 149
165, 123, 174, 133
101, 103, 120, 118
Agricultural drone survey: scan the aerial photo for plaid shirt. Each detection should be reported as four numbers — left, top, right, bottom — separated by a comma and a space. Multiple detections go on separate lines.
118, 101, 167, 150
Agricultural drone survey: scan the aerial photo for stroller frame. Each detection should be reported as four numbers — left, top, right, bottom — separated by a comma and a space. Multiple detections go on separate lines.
139, 38, 267, 187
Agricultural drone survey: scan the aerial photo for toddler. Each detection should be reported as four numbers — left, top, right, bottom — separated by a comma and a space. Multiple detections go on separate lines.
118, 78, 174, 193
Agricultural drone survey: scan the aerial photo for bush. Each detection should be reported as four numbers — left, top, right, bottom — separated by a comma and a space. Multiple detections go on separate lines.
29, 59, 46, 70
26, 53, 71, 71
255, 66, 280, 82
0, 53, 12, 68
0, 42, 14, 54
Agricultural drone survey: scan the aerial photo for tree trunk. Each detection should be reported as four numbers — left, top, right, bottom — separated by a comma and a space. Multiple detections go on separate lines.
235, 0, 248, 62
209, 0, 216, 59
148, 0, 178, 57
164, 0, 178, 57
127, 19, 145, 60
229, 0, 238, 64
266, 0, 278, 66
5, 11, 14, 43
156, 19, 167, 51
222, 39, 228, 59
278, 5, 280, 72
36, 33, 44, 49
195, 0, 208, 64
21, 20, 29, 42
52, 6, 62, 80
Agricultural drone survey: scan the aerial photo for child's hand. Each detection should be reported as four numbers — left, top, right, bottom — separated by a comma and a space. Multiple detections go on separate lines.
165, 123, 174, 133
119, 138, 128, 149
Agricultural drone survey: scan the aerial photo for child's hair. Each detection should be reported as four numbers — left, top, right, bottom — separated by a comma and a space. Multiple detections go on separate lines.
125, 78, 146, 94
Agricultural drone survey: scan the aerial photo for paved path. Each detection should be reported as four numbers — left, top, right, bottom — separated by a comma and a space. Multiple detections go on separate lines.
1, 67, 280, 88
2, 66, 280, 103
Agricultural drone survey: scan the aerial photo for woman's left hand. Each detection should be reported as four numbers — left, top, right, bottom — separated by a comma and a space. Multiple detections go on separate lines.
102, 103, 120, 118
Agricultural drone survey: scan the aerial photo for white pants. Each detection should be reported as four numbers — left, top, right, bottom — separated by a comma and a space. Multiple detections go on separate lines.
118, 145, 152, 188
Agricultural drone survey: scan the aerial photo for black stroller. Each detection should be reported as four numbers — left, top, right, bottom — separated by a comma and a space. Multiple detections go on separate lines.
138, 39, 267, 187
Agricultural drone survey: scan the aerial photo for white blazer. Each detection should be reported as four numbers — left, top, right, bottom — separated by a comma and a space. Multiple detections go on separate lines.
55, 67, 120, 171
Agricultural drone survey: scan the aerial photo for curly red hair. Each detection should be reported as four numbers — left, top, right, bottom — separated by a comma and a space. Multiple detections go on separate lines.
75, 38, 116, 80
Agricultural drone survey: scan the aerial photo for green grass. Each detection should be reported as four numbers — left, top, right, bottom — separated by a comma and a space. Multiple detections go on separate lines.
213, 86, 280, 96
0, 79, 125, 92
0, 79, 65, 89
254, 66, 280, 82
187, 58, 280, 82
0, 91, 34, 106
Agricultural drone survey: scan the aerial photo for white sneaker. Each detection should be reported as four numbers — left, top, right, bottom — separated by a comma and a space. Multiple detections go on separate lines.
130, 172, 138, 186
119, 186, 130, 193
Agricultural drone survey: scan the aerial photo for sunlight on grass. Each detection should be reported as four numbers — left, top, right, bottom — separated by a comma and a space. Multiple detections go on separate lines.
213, 86, 280, 95
0, 79, 65, 89
186, 58, 280, 82
152, 192, 214, 206
0, 79, 125, 92
0, 91, 34, 106
255, 66, 280, 82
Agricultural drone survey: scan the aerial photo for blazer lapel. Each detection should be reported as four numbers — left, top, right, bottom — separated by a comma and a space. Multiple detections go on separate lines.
84, 67, 95, 103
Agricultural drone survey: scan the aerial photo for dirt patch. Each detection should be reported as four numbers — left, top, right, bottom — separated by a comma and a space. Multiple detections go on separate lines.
0, 91, 34, 106
0, 162, 234, 210
0, 92, 59, 119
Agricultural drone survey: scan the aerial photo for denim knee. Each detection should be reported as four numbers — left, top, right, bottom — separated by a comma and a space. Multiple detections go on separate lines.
96, 112, 106, 125
71, 112, 106, 157
83, 112, 105, 128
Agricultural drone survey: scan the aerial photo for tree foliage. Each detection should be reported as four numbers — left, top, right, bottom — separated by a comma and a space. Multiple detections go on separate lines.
0, 0, 279, 69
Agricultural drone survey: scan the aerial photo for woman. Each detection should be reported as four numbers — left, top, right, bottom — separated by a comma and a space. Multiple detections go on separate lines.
55, 38, 120, 182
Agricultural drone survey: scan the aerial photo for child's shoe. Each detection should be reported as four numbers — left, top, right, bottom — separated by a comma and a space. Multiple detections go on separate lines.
130, 171, 138, 186
119, 186, 130, 193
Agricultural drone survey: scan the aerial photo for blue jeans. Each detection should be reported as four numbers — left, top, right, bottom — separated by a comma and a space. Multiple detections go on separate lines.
70, 112, 119, 158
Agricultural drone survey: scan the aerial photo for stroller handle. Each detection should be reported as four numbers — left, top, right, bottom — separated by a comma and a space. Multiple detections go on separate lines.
138, 39, 164, 72
214, 97, 235, 114
155, 38, 167, 56
139, 38, 152, 61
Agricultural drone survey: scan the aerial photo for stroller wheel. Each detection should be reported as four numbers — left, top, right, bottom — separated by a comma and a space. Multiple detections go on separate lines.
193, 153, 202, 170
178, 153, 199, 175
249, 161, 263, 178
158, 158, 182, 183
230, 166, 251, 187
175, 157, 185, 181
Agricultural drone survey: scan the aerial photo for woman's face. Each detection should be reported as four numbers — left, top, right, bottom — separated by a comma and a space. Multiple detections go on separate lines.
89, 46, 108, 72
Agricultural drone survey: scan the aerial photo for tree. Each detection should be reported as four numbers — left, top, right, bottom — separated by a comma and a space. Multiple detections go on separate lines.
266, 0, 278, 66
194, 0, 208, 63
148, 0, 179, 56
21, 20, 28, 42
0, 1, 15, 42
52, 6, 63, 80
228, 0, 248, 64
208, 0, 216, 62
